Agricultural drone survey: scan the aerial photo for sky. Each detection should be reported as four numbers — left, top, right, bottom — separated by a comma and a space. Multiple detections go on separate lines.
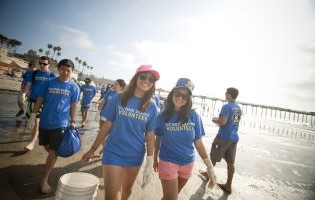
0, 0, 315, 112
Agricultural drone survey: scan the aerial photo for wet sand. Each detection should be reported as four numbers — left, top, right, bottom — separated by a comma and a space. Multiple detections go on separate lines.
0, 76, 315, 200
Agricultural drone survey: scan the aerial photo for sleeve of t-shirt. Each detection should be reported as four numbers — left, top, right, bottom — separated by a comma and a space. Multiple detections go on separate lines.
101, 93, 119, 122
155, 114, 164, 137
71, 83, 80, 103
220, 104, 230, 118
145, 103, 158, 133
25, 70, 34, 84
193, 111, 205, 140
37, 79, 49, 100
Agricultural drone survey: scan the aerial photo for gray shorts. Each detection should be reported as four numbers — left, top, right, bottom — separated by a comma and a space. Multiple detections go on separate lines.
210, 137, 237, 164
26, 100, 42, 118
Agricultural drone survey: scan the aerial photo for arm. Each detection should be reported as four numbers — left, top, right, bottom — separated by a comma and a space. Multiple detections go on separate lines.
69, 102, 78, 128
194, 138, 217, 188
91, 121, 112, 151
194, 138, 209, 160
212, 116, 227, 126
27, 97, 43, 130
81, 120, 112, 163
153, 136, 161, 172
22, 82, 31, 96
145, 131, 155, 157
142, 131, 156, 188
32, 97, 44, 113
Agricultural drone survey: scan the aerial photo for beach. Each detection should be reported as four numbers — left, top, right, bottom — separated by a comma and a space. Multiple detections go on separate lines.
0, 75, 315, 200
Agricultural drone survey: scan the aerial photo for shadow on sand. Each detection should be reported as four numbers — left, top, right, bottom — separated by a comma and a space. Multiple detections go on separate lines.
0, 158, 103, 200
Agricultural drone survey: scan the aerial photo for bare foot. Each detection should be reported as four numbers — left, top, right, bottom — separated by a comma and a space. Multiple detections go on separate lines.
218, 183, 232, 194
24, 143, 35, 151
40, 181, 52, 194
198, 170, 209, 181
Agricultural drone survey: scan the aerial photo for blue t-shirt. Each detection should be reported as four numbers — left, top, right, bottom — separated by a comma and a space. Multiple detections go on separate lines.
80, 84, 97, 105
102, 90, 116, 106
38, 77, 80, 129
156, 110, 205, 165
100, 88, 112, 99
152, 94, 161, 112
101, 93, 158, 166
26, 70, 55, 101
20, 70, 33, 89
217, 102, 242, 142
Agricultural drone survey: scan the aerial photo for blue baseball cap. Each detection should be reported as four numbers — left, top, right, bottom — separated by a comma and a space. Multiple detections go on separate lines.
173, 78, 194, 95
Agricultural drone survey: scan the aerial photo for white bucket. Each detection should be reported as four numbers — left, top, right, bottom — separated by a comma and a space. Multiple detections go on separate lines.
55, 172, 99, 200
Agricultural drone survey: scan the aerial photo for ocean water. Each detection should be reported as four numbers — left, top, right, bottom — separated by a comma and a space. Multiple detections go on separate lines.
187, 95, 315, 195
188, 95, 315, 143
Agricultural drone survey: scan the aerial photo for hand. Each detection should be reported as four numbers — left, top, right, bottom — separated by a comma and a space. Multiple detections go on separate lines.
203, 158, 217, 189
27, 113, 36, 130
153, 158, 159, 172
141, 156, 154, 189
69, 121, 76, 129
81, 148, 95, 164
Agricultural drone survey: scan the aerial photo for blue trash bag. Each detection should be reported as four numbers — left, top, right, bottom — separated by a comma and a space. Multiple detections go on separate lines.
58, 127, 81, 157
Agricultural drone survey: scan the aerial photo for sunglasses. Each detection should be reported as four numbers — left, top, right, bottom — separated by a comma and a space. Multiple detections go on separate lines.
173, 90, 190, 101
39, 62, 49, 66
138, 73, 155, 83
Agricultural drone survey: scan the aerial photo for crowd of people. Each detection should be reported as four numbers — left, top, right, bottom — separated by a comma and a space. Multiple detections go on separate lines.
15, 57, 242, 199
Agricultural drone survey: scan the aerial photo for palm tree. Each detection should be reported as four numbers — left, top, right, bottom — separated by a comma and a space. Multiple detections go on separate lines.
45, 50, 50, 56
90, 66, 94, 75
7, 39, 22, 55
87, 66, 90, 75
56, 52, 61, 59
26, 49, 38, 60
47, 43, 53, 56
0, 34, 8, 47
74, 57, 79, 71
38, 48, 43, 55
82, 61, 87, 76
51, 46, 61, 59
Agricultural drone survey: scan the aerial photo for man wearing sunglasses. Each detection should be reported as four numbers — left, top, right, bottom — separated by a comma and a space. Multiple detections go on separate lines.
24, 56, 56, 151
15, 60, 37, 120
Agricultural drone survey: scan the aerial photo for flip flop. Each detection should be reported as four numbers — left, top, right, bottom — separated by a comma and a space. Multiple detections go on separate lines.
218, 183, 232, 194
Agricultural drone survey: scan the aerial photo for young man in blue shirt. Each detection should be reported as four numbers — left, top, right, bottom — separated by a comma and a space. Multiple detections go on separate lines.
200, 87, 242, 194
27, 59, 80, 194
80, 77, 96, 127
24, 56, 55, 151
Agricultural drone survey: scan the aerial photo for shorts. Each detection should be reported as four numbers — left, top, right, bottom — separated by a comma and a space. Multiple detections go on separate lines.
102, 150, 144, 167
81, 103, 91, 112
26, 100, 42, 118
39, 127, 66, 151
210, 137, 237, 164
158, 159, 194, 180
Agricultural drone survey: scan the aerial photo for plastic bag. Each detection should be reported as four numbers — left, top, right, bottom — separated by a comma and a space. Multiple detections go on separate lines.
58, 127, 81, 157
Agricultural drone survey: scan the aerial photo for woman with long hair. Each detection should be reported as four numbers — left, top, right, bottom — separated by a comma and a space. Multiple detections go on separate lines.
81, 65, 160, 199
154, 78, 216, 200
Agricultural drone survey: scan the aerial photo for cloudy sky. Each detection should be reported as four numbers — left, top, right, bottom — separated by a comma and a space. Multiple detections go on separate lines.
0, 0, 314, 112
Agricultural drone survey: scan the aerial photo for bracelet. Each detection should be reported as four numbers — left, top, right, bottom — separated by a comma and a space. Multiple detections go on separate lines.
70, 120, 76, 123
